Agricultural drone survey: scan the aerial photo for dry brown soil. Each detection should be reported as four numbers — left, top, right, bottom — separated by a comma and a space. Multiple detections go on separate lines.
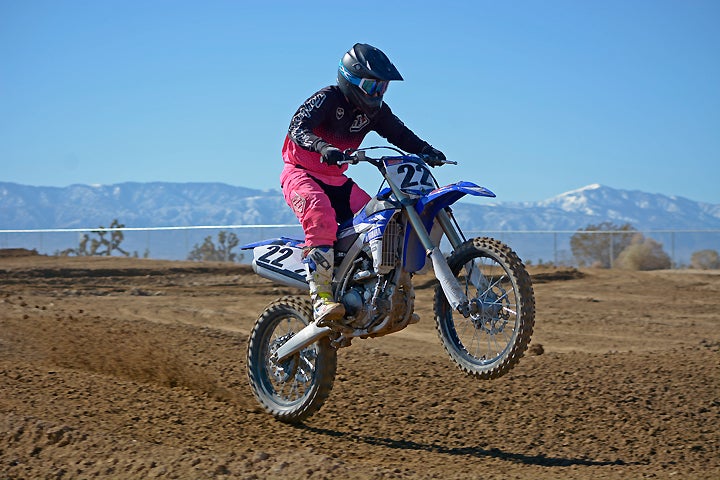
1, 253, 718, 479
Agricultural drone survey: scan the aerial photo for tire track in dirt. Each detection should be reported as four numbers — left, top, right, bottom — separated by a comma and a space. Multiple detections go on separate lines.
1, 256, 719, 479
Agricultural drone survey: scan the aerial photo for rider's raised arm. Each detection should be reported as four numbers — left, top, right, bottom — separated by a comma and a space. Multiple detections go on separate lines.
372, 103, 431, 155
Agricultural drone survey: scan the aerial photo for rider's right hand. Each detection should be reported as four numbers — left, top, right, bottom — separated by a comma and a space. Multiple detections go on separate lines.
319, 144, 347, 166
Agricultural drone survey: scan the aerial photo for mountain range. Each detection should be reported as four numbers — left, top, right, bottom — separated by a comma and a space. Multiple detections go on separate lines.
1, 182, 718, 263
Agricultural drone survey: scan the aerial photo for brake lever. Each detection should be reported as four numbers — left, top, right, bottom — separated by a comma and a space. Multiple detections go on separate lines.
418, 154, 457, 166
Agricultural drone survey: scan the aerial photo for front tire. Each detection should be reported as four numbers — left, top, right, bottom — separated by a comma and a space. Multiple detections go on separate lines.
434, 237, 535, 379
246, 295, 337, 423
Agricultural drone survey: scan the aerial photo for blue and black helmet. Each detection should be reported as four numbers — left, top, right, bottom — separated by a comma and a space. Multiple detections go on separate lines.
337, 43, 403, 117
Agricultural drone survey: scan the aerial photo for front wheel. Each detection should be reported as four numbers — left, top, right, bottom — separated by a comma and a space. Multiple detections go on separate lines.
246, 295, 337, 423
434, 237, 535, 379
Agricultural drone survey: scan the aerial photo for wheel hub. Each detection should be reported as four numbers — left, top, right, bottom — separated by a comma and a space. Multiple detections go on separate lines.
269, 333, 297, 382
469, 294, 510, 335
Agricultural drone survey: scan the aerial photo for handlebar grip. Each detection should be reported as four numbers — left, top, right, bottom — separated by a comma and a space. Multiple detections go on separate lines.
338, 150, 365, 165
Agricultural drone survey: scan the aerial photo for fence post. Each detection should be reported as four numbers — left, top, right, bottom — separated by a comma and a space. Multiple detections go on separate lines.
671, 231, 676, 269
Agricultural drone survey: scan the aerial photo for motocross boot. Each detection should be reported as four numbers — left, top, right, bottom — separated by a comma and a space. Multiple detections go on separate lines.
305, 246, 346, 328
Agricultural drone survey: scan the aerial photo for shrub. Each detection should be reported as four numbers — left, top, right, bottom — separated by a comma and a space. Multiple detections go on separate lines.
614, 234, 671, 270
690, 249, 720, 270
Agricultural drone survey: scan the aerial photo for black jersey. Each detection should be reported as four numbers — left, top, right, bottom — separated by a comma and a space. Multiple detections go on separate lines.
282, 85, 430, 177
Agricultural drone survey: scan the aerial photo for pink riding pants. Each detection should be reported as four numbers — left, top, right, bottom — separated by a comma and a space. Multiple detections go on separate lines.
280, 165, 371, 247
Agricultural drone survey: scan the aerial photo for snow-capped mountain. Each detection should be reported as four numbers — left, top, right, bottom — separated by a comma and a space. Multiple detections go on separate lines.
1, 182, 718, 263
532, 184, 720, 230
0, 182, 297, 229
2, 181, 718, 232
450, 183, 720, 233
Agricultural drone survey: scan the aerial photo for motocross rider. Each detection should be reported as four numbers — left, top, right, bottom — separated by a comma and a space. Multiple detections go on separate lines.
280, 43, 446, 328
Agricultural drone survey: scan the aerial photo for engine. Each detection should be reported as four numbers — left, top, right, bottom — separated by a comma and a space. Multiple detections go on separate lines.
338, 215, 415, 333
340, 256, 378, 329
339, 257, 416, 333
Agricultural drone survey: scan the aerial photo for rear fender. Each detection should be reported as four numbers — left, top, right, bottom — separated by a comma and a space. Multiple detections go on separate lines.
240, 237, 304, 250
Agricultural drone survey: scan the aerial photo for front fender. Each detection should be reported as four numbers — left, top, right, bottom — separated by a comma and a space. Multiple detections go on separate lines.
416, 182, 495, 218
403, 182, 495, 272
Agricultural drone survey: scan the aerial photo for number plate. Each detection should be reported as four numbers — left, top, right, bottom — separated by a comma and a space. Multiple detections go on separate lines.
384, 158, 435, 196
252, 244, 307, 288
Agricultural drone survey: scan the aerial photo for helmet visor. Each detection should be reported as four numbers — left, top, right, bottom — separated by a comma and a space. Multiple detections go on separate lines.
339, 63, 389, 97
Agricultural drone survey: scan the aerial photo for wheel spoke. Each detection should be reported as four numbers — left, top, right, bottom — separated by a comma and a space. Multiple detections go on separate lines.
437, 238, 534, 379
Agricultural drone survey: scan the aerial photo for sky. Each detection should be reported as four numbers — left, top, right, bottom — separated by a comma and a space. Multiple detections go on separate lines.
1, 0, 719, 205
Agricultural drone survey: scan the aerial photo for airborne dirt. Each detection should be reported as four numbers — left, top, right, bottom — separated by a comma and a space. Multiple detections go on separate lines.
1, 253, 718, 479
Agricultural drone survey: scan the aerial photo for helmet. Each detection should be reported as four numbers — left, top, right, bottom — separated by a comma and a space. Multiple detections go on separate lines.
337, 43, 403, 117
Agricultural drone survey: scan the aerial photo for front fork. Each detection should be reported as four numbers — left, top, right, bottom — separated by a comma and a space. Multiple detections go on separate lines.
397, 195, 479, 317
436, 208, 492, 296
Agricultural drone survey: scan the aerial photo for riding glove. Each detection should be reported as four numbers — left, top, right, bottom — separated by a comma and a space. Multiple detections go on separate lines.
421, 145, 446, 167
318, 144, 347, 166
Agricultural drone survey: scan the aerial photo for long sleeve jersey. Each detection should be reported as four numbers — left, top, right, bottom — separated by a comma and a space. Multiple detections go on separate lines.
282, 85, 430, 178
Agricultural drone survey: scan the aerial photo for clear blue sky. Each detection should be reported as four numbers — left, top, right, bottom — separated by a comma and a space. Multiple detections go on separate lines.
2, 0, 719, 204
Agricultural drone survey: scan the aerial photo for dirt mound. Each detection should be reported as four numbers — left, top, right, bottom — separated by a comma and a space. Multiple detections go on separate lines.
530, 267, 585, 283
0, 248, 39, 257
1, 257, 719, 479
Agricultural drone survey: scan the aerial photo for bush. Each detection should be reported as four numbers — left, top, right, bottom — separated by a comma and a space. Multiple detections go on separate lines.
690, 249, 720, 270
614, 234, 671, 270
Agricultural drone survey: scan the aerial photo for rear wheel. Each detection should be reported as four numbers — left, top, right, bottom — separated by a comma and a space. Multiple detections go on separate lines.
434, 237, 535, 379
246, 296, 337, 423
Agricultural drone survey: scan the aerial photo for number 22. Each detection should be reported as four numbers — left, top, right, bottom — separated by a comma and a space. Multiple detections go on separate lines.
398, 164, 432, 189
257, 245, 293, 267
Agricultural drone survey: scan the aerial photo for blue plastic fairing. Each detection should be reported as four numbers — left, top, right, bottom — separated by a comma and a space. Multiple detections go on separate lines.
240, 237, 304, 250
403, 182, 495, 272
417, 182, 495, 217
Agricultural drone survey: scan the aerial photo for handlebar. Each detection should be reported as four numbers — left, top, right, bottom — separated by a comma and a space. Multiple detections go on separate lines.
337, 146, 457, 167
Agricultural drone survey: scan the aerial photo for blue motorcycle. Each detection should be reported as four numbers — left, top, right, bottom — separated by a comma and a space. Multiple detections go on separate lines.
242, 147, 535, 423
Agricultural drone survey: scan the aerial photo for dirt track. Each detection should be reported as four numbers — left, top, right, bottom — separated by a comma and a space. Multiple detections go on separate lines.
1, 254, 718, 479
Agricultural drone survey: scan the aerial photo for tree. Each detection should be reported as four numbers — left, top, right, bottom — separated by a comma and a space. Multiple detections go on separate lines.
570, 222, 637, 268
187, 231, 242, 262
690, 249, 720, 270
614, 234, 671, 270
89, 219, 130, 256
59, 219, 133, 257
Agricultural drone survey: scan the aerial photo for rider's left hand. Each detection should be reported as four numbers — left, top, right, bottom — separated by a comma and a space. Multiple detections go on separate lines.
421, 145, 446, 167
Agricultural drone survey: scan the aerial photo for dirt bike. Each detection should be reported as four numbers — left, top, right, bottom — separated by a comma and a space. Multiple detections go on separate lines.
241, 146, 535, 423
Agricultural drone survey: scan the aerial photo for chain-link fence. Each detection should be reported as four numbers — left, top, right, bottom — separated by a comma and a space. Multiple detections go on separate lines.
465, 230, 720, 268
1, 226, 718, 269
0, 225, 303, 263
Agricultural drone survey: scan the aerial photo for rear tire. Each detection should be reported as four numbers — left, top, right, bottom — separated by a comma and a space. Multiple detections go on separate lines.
434, 237, 535, 379
246, 295, 337, 423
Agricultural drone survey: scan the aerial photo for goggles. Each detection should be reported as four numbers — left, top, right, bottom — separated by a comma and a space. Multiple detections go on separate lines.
339, 63, 389, 97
